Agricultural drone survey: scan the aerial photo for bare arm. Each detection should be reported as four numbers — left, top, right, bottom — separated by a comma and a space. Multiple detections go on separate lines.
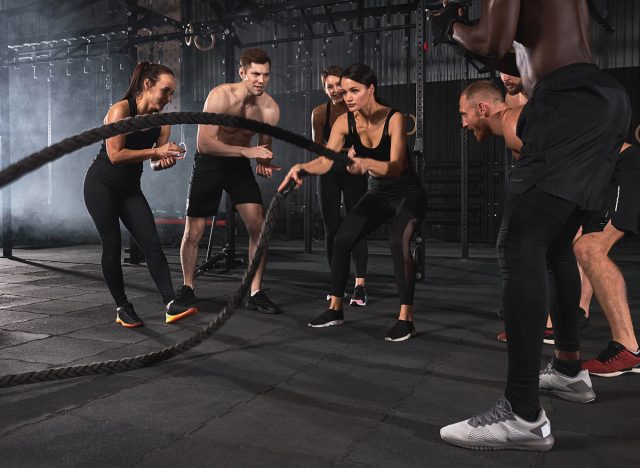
311, 104, 326, 144
351, 113, 406, 178
277, 114, 347, 191
105, 101, 182, 164
451, 0, 520, 59
502, 106, 523, 158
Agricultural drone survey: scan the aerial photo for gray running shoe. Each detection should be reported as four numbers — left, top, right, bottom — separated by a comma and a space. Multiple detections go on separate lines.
539, 362, 596, 403
440, 396, 555, 451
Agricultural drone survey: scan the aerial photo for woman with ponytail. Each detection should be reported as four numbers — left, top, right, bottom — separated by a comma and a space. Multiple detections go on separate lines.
83, 61, 197, 328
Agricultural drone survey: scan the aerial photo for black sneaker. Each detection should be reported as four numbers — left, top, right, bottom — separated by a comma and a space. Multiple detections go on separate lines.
245, 290, 282, 314
165, 301, 198, 324
175, 285, 197, 305
385, 319, 417, 342
116, 303, 143, 328
308, 309, 345, 327
349, 285, 368, 307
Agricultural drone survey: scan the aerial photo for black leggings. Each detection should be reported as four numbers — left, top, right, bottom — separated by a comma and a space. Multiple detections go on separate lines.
498, 187, 586, 420
83, 167, 175, 307
317, 170, 368, 278
330, 185, 426, 305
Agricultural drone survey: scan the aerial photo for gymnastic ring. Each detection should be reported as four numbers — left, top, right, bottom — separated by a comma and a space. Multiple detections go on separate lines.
185, 23, 194, 46
194, 33, 215, 51
406, 113, 417, 136
635, 123, 640, 144
178, 141, 188, 155
139, 28, 152, 37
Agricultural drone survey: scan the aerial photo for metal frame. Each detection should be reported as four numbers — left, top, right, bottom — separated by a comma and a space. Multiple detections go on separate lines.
0, 0, 11, 257
413, 0, 426, 279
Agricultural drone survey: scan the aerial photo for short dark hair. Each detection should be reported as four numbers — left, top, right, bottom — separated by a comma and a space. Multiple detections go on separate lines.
239, 48, 271, 69
321, 65, 343, 84
461, 80, 504, 104
123, 61, 174, 100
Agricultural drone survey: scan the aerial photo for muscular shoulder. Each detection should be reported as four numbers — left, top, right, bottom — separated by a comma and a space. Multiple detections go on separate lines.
502, 106, 524, 152
104, 99, 131, 124
203, 84, 234, 111
258, 93, 280, 124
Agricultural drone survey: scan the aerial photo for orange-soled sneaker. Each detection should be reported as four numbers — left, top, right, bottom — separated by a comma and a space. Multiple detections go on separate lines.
165, 301, 198, 324
116, 303, 144, 328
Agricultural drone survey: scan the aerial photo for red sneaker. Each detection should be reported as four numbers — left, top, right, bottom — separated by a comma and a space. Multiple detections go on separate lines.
583, 341, 640, 377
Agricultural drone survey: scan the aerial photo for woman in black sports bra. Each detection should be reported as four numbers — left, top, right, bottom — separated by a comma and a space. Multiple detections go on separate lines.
311, 66, 369, 306
281, 63, 427, 342
83, 62, 197, 328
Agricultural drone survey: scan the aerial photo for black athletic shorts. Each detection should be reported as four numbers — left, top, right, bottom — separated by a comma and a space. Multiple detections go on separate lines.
513, 63, 631, 210
583, 145, 640, 236
186, 152, 263, 218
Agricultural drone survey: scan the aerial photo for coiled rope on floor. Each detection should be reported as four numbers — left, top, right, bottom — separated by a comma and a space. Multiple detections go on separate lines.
0, 112, 336, 388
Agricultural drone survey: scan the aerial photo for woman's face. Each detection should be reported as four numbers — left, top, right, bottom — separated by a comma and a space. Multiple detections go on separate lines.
340, 77, 374, 112
144, 73, 176, 112
322, 74, 344, 103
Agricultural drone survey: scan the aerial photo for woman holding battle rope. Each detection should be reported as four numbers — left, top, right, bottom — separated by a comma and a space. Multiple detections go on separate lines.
280, 63, 427, 342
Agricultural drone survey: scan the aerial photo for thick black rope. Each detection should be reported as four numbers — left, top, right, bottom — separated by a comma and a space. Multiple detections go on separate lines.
0, 112, 327, 388
0, 112, 345, 190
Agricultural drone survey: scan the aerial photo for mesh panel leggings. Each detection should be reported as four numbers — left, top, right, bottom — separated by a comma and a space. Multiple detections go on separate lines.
317, 170, 368, 278
83, 169, 175, 307
330, 188, 426, 305
498, 187, 586, 421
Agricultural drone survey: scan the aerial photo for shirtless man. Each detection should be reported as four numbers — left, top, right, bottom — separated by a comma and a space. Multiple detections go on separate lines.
432, 0, 631, 451
460, 81, 640, 378
173, 48, 282, 314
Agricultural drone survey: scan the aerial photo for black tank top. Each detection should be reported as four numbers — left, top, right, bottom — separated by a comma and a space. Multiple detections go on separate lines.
347, 108, 397, 162
94, 97, 161, 181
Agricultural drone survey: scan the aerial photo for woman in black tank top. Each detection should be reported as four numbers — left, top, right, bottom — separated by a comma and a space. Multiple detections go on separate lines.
281, 63, 427, 342
312, 66, 369, 306
83, 61, 197, 328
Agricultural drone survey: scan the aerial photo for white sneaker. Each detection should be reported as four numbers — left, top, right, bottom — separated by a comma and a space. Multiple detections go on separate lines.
539, 362, 596, 403
440, 396, 555, 451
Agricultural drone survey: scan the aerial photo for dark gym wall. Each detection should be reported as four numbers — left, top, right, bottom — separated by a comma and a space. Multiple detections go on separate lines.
2, 0, 638, 247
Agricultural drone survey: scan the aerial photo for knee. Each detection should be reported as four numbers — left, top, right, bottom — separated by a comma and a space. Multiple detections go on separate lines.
183, 223, 204, 246
573, 237, 603, 268
245, 221, 263, 240
333, 230, 352, 254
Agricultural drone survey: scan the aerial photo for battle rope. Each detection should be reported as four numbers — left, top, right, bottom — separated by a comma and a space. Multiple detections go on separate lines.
0, 112, 344, 190
0, 112, 329, 388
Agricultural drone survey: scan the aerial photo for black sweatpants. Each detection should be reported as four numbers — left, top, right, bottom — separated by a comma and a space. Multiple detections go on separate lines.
317, 169, 368, 278
84, 166, 175, 307
498, 187, 587, 420
330, 173, 426, 305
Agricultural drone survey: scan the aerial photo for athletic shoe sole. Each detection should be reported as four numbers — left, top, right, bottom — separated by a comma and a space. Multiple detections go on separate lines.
245, 303, 282, 314
539, 387, 595, 404
166, 306, 198, 324
349, 299, 367, 307
307, 319, 345, 328
115, 317, 143, 328
384, 330, 417, 342
589, 367, 640, 378
440, 434, 555, 452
